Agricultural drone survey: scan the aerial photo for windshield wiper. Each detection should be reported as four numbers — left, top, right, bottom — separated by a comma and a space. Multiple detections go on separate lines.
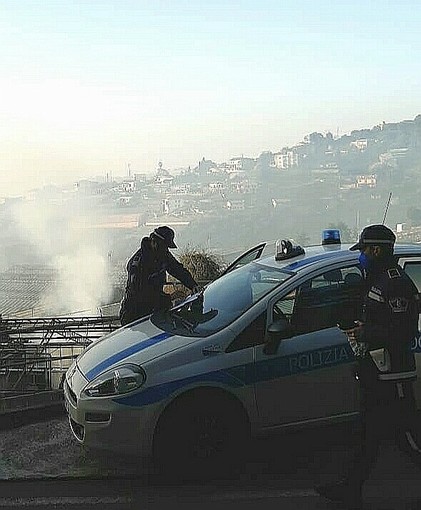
169, 311, 196, 333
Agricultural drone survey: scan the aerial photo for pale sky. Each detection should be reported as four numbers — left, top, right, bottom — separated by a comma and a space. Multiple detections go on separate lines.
1, 0, 420, 195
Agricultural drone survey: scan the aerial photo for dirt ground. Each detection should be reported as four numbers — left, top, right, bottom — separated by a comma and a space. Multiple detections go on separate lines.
0, 416, 149, 480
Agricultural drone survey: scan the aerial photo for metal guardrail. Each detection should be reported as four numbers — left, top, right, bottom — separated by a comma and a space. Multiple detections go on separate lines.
0, 316, 121, 344
0, 390, 63, 414
0, 316, 121, 392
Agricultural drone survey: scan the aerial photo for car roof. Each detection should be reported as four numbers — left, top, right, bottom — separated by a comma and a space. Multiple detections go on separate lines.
254, 242, 421, 276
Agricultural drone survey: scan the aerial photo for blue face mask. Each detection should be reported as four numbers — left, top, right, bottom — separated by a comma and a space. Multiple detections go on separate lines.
359, 251, 371, 271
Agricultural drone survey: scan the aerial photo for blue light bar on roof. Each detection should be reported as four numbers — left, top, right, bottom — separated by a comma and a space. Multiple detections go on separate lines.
322, 229, 341, 245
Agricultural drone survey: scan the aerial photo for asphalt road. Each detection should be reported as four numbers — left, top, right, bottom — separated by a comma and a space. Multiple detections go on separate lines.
0, 416, 420, 509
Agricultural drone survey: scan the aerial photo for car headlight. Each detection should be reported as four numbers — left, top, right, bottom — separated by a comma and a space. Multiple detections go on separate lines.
83, 364, 146, 397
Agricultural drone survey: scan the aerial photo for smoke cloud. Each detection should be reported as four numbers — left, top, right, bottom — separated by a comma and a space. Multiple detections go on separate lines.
7, 195, 113, 316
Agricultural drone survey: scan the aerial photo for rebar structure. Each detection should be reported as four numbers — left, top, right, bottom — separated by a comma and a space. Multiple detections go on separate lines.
0, 316, 121, 391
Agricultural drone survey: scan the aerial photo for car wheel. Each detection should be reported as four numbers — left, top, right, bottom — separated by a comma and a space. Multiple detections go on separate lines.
153, 392, 249, 478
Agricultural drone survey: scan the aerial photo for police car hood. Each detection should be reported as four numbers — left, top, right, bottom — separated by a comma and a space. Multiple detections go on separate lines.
77, 319, 191, 381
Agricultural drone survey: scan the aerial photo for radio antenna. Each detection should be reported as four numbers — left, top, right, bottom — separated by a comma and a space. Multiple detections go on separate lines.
382, 192, 392, 225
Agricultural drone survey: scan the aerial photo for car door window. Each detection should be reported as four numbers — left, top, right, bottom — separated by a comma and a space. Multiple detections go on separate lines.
272, 265, 364, 335
221, 243, 266, 276
273, 289, 296, 321
402, 262, 421, 292
226, 312, 266, 352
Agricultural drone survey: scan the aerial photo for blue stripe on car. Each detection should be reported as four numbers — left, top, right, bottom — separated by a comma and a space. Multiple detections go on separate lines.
255, 342, 354, 382
113, 342, 355, 408
113, 365, 253, 407
85, 332, 173, 381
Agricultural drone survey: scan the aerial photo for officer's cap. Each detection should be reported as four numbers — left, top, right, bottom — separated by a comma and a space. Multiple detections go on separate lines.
152, 226, 177, 249
350, 224, 396, 251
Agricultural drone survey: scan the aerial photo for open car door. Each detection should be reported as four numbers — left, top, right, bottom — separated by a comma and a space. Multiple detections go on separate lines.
220, 242, 266, 277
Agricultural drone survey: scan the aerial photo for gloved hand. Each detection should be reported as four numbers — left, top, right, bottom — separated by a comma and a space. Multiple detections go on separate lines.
344, 321, 368, 358
191, 285, 202, 295
345, 320, 364, 341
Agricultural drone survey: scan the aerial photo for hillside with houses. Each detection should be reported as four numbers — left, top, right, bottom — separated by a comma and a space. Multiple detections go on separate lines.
2, 114, 421, 316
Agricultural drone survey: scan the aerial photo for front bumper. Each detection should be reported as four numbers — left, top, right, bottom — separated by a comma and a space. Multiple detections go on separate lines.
64, 365, 158, 457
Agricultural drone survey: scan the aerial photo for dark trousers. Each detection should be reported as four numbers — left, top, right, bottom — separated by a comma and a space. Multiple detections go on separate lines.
348, 371, 421, 487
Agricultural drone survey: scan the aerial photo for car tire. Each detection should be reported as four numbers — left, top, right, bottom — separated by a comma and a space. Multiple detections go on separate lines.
153, 391, 249, 478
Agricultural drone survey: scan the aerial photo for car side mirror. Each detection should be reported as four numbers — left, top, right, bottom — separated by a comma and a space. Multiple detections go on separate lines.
263, 319, 293, 355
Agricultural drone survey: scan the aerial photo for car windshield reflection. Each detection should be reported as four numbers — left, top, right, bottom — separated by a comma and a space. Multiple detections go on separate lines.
151, 263, 292, 336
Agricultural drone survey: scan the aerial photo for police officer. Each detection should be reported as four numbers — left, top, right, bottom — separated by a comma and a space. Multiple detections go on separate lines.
316, 224, 421, 510
119, 226, 200, 325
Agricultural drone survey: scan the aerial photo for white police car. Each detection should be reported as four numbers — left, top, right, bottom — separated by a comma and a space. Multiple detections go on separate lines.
64, 231, 421, 470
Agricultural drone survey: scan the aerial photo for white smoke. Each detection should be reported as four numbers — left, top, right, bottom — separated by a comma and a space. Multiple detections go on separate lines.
8, 195, 113, 315
43, 248, 111, 315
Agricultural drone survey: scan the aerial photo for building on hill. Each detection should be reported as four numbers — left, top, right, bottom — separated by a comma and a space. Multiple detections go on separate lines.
379, 148, 409, 167
356, 175, 377, 188
272, 151, 299, 170
227, 157, 256, 173
350, 139, 368, 151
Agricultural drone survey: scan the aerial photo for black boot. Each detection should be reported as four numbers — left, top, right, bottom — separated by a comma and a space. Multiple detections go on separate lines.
315, 479, 362, 510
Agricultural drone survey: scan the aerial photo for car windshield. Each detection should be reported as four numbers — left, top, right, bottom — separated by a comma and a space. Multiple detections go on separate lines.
151, 263, 292, 336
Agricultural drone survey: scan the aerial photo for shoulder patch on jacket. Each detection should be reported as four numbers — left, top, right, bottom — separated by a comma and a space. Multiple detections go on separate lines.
368, 290, 386, 303
387, 268, 401, 279
389, 297, 409, 313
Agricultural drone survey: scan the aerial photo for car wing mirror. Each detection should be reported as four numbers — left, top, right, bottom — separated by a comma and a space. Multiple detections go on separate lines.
263, 319, 294, 355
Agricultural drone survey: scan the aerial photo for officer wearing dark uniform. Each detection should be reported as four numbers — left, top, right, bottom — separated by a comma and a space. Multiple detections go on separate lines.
316, 224, 421, 510
119, 226, 199, 325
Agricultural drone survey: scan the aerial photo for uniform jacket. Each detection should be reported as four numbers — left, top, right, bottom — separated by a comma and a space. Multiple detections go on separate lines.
360, 257, 420, 381
120, 237, 197, 323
